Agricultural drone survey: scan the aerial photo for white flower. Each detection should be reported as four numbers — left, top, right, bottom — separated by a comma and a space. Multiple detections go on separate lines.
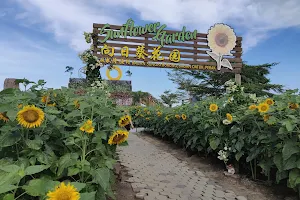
231, 85, 237, 92
225, 80, 235, 87
224, 146, 228, 151
223, 119, 232, 125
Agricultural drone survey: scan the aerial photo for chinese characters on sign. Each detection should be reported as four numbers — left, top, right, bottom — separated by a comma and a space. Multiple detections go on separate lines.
99, 44, 181, 63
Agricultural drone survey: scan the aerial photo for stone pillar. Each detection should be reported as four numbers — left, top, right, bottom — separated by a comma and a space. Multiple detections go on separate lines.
3, 78, 19, 89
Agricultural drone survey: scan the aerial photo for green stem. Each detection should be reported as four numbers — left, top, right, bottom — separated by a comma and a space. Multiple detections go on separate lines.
250, 160, 255, 180
81, 135, 87, 182
254, 158, 257, 180
15, 192, 27, 200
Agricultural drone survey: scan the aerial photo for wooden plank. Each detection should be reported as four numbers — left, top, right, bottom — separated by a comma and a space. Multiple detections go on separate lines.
95, 43, 242, 57
94, 48, 242, 62
96, 36, 242, 51
93, 23, 243, 41
94, 54, 243, 68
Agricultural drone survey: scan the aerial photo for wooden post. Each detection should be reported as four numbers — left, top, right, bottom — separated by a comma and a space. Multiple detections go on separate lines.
235, 73, 241, 85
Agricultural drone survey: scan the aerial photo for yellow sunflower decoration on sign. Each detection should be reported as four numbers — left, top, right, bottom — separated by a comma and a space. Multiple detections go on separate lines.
106, 66, 122, 80
206, 23, 237, 70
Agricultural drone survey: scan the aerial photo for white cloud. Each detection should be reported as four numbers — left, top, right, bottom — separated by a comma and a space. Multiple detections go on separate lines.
13, 0, 300, 52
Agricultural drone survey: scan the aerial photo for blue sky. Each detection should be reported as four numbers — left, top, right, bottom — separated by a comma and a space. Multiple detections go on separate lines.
0, 0, 300, 98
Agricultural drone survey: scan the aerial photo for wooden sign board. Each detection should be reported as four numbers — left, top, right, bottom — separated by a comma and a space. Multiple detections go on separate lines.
92, 19, 242, 73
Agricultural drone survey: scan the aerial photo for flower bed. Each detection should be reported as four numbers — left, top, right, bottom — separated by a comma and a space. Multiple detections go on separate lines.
0, 83, 130, 200
130, 80, 300, 193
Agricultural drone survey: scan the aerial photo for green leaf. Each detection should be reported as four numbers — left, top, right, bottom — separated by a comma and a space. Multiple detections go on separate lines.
276, 170, 288, 183
68, 167, 80, 176
235, 140, 244, 152
0, 185, 18, 194
45, 108, 61, 115
6, 110, 18, 122
3, 193, 14, 200
70, 182, 86, 192
209, 137, 220, 150
80, 192, 96, 200
192, 116, 198, 124
57, 153, 79, 176
0, 165, 20, 173
25, 165, 50, 176
282, 140, 299, 161
51, 118, 69, 127
45, 114, 56, 121
235, 151, 244, 161
105, 159, 116, 170
273, 154, 283, 171
288, 168, 300, 189
26, 139, 43, 150
118, 141, 128, 146
0, 88, 15, 95
0, 129, 21, 148
22, 179, 59, 197
283, 155, 297, 170
91, 168, 110, 191
65, 110, 81, 119
285, 120, 295, 132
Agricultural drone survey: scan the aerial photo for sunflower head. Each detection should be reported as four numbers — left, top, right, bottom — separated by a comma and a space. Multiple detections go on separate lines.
17, 105, 44, 128
146, 117, 150, 121
80, 119, 95, 134
209, 104, 218, 112
118, 115, 131, 127
147, 111, 150, 115
74, 100, 80, 109
289, 103, 299, 110
47, 182, 80, 200
47, 103, 56, 107
226, 113, 233, 121
108, 130, 129, 145
263, 115, 270, 122
157, 111, 162, 116
265, 98, 274, 106
175, 114, 181, 119
181, 114, 187, 120
257, 103, 269, 113
0, 112, 9, 123
165, 116, 169, 121
249, 104, 257, 110
41, 95, 50, 104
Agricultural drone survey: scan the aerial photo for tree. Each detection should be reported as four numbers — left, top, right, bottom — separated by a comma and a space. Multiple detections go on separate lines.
65, 66, 74, 78
168, 62, 284, 98
131, 91, 149, 106
159, 90, 181, 107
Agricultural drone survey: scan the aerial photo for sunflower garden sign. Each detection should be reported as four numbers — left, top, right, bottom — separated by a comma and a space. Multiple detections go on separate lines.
92, 19, 243, 84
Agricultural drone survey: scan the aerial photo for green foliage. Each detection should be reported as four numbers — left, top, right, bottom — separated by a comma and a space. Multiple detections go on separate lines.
159, 90, 184, 107
168, 62, 284, 98
0, 80, 125, 200
130, 81, 300, 191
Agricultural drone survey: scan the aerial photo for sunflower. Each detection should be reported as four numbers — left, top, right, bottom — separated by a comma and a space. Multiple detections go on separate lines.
17, 105, 45, 128
157, 111, 162, 116
146, 117, 150, 121
257, 103, 269, 113
47, 103, 56, 107
289, 103, 299, 110
265, 98, 274, 106
41, 95, 50, 104
248, 104, 257, 110
147, 111, 150, 115
0, 112, 9, 123
165, 116, 169, 121
226, 113, 233, 121
74, 100, 80, 109
108, 130, 129, 145
209, 104, 218, 112
263, 115, 270, 122
80, 119, 95, 134
46, 182, 80, 200
175, 114, 181, 119
118, 115, 131, 127
181, 114, 187, 120
17, 104, 23, 109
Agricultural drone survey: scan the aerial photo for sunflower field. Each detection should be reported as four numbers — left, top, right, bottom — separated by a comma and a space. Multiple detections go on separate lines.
0, 80, 130, 200
130, 80, 300, 192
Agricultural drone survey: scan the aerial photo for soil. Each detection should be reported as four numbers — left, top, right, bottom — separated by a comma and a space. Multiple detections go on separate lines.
113, 162, 136, 200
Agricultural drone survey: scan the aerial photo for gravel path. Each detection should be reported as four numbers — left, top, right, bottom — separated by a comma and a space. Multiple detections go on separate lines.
117, 132, 248, 200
